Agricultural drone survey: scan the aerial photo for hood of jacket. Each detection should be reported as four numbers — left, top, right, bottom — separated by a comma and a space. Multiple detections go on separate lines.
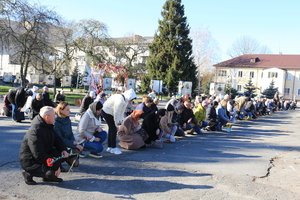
89, 101, 100, 120
122, 89, 137, 101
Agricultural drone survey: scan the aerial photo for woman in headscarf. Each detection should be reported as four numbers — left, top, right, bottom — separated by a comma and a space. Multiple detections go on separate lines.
76, 101, 107, 158
117, 110, 147, 150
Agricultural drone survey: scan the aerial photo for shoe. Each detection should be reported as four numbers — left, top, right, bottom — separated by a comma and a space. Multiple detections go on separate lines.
79, 151, 89, 158
43, 177, 63, 183
169, 135, 176, 143
88, 152, 103, 158
110, 147, 122, 155
22, 171, 37, 185
106, 147, 112, 152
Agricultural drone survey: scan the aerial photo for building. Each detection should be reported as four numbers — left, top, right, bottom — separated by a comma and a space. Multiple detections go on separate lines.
213, 54, 300, 100
0, 34, 153, 86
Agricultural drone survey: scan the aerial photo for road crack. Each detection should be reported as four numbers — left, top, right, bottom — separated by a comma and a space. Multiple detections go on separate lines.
252, 156, 278, 181
0, 160, 18, 168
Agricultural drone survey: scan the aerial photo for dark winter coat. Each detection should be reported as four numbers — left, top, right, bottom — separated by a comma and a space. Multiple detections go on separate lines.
42, 92, 53, 107
54, 116, 76, 149
142, 111, 161, 144
7, 87, 28, 108
178, 107, 196, 126
19, 115, 66, 169
31, 99, 45, 118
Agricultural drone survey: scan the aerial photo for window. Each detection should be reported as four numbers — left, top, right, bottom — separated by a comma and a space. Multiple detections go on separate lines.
250, 71, 254, 78
286, 72, 292, 80
238, 71, 243, 77
268, 72, 278, 78
218, 70, 227, 77
261, 72, 263, 78
237, 85, 242, 91
298, 89, 300, 96
284, 88, 290, 95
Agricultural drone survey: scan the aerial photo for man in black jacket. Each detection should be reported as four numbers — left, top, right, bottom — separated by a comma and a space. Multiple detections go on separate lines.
19, 106, 69, 185
7, 87, 32, 122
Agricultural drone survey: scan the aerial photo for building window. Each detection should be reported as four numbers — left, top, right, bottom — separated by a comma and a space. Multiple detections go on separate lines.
238, 71, 243, 77
250, 71, 254, 78
237, 85, 242, 91
261, 72, 263, 78
218, 70, 227, 77
284, 88, 290, 95
286, 72, 292, 80
268, 72, 278, 78
298, 89, 300, 96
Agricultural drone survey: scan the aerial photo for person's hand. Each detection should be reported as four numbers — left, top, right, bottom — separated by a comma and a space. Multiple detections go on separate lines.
61, 150, 69, 158
97, 127, 103, 132
94, 137, 101, 142
76, 145, 84, 151
55, 167, 61, 177
156, 129, 160, 136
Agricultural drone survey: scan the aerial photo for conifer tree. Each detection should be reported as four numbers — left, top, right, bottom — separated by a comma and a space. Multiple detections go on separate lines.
244, 78, 256, 97
146, 0, 197, 95
262, 80, 278, 99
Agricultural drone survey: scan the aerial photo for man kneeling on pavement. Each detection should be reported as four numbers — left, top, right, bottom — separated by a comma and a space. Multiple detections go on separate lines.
19, 106, 76, 185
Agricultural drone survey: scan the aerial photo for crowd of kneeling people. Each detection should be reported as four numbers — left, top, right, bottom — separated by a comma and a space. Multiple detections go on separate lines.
0, 86, 297, 185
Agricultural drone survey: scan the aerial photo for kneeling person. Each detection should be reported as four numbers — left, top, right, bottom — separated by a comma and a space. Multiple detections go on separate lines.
19, 106, 69, 185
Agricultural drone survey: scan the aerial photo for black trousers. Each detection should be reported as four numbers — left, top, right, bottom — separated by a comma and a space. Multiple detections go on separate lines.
101, 110, 117, 148
20, 149, 61, 177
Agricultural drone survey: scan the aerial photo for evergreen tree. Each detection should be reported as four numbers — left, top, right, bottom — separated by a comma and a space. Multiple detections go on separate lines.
71, 65, 79, 88
225, 83, 238, 99
244, 78, 256, 97
146, 0, 197, 95
262, 80, 278, 99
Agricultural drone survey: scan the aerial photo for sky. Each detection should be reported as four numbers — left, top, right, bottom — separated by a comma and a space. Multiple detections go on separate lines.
29, 0, 300, 61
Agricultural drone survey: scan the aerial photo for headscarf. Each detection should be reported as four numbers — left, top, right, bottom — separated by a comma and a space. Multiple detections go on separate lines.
89, 101, 103, 120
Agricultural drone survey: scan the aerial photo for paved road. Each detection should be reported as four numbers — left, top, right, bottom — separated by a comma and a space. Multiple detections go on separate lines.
0, 107, 299, 200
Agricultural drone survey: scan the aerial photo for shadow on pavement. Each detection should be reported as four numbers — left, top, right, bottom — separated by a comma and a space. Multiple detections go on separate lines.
55, 178, 213, 194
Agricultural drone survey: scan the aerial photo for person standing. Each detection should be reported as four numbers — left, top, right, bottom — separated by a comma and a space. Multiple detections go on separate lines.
19, 106, 69, 185
101, 89, 137, 155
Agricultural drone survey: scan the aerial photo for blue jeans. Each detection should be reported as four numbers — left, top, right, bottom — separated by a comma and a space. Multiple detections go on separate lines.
11, 104, 18, 121
186, 123, 202, 134
83, 131, 107, 154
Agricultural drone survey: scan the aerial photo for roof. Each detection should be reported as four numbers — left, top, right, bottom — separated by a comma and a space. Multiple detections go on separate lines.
214, 54, 300, 69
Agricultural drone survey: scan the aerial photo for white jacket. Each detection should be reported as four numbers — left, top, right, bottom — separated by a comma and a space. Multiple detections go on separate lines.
102, 89, 136, 126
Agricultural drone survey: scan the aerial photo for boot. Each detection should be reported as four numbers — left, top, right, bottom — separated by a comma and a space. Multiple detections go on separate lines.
22, 171, 37, 185
43, 170, 63, 183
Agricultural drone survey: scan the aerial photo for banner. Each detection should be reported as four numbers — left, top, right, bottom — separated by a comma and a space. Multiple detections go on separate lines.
151, 80, 163, 93
127, 79, 135, 90
178, 81, 192, 96
61, 76, 71, 87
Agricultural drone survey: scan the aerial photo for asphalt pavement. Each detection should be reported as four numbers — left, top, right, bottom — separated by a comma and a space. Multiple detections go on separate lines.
0, 104, 299, 200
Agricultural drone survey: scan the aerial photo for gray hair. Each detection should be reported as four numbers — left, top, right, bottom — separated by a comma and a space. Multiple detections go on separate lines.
40, 106, 54, 117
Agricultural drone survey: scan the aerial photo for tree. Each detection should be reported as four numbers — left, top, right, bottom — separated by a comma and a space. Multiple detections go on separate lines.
108, 34, 149, 80
262, 80, 278, 99
200, 70, 214, 95
227, 35, 272, 58
73, 19, 109, 65
224, 81, 238, 99
244, 78, 257, 97
0, 0, 60, 86
191, 27, 220, 94
146, 0, 197, 95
